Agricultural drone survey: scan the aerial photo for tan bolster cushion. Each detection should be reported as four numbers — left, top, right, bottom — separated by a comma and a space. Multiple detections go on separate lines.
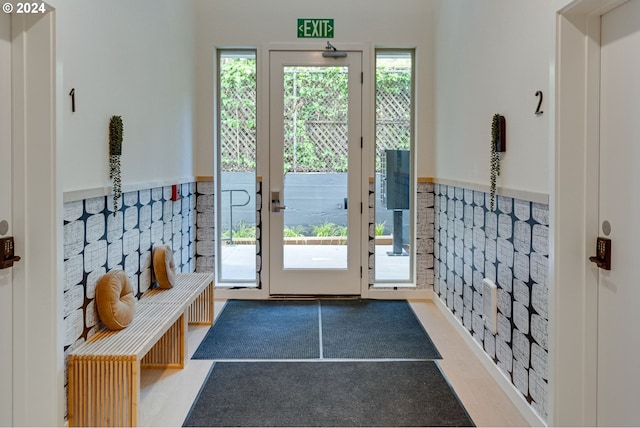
95, 270, 136, 330
153, 244, 176, 289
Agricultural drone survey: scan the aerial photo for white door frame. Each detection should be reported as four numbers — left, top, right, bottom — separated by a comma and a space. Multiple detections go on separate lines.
10, 8, 64, 426
214, 43, 373, 301
553, 1, 626, 425
212, 42, 373, 300
0, 10, 13, 427
216, 42, 430, 300
596, 4, 640, 423
268, 49, 363, 296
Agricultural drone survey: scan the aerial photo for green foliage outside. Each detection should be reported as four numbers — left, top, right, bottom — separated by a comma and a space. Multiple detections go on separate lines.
220, 58, 411, 173
221, 220, 256, 239
283, 66, 349, 173
311, 220, 348, 237
222, 221, 389, 240
283, 225, 305, 237
220, 57, 257, 172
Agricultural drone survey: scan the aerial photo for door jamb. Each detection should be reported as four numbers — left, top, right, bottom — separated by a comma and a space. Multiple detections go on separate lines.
268, 44, 371, 299
10, 7, 64, 426
266, 46, 364, 296
553, 1, 625, 425
216, 43, 429, 300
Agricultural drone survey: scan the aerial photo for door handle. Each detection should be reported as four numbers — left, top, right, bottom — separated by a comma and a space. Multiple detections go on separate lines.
271, 191, 287, 213
589, 236, 611, 270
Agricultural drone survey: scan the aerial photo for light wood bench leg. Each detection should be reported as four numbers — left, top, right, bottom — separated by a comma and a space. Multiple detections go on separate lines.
68, 355, 138, 427
188, 281, 214, 325
141, 313, 186, 369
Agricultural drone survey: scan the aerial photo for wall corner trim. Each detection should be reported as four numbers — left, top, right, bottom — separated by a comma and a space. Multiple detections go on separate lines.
430, 177, 549, 205
63, 176, 197, 203
417, 176, 435, 183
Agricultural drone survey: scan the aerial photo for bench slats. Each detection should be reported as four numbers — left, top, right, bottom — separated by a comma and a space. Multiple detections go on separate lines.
69, 273, 213, 358
141, 314, 186, 369
70, 304, 183, 358
188, 283, 214, 324
142, 272, 214, 324
142, 272, 213, 305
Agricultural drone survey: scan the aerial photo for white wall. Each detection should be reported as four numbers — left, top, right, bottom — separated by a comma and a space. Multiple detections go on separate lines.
434, 1, 559, 423
194, 0, 436, 178
51, 0, 196, 193
434, 0, 554, 195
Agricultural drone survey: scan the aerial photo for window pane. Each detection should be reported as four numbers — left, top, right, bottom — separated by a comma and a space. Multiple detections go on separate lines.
375, 50, 413, 282
282, 66, 349, 269
217, 50, 257, 282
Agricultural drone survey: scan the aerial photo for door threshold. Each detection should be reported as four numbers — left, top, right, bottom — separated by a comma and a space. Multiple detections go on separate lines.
268, 294, 361, 300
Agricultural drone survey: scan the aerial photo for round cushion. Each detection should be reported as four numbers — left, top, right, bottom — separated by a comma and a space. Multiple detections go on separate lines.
95, 270, 135, 330
153, 244, 176, 289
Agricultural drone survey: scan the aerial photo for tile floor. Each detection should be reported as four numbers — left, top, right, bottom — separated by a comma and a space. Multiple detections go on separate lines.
139, 299, 530, 427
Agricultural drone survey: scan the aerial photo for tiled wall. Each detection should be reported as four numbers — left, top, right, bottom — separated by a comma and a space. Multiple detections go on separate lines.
367, 180, 435, 289
194, 181, 215, 273
62, 179, 548, 422
62, 183, 198, 360
256, 179, 263, 287
433, 184, 549, 422
416, 181, 436, 289
194, 179, 263, 287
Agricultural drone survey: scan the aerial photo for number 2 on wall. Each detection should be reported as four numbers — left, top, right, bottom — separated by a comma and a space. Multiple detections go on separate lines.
535, 91, 543, 116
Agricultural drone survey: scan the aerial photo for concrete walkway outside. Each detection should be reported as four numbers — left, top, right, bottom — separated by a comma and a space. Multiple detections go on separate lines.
219, 244, 410, 283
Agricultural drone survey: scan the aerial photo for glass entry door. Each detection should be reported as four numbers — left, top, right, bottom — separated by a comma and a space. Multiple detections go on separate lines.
269, 50, 362, 295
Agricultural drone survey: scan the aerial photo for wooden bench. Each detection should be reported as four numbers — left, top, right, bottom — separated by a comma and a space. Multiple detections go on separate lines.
67, 272, 214, 427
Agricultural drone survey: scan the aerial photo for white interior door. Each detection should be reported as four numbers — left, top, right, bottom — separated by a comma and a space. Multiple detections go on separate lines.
0, 11, 13, 426
269, 50, 362, 295
596, 1, 640, 425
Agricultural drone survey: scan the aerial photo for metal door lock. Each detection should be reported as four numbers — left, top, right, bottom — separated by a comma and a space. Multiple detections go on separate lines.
271, 191, 287, 213
589, 237, 611, 270
0, 236, 21, 269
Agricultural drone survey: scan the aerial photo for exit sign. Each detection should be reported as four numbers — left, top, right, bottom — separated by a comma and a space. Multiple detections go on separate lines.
297, 19, 334, 38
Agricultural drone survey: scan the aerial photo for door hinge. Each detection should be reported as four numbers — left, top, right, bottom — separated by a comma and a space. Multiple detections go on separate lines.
360, 202, 363, 213
361, 72, 364, 84
360, 136, 363, 148
360, 266, 363, 278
